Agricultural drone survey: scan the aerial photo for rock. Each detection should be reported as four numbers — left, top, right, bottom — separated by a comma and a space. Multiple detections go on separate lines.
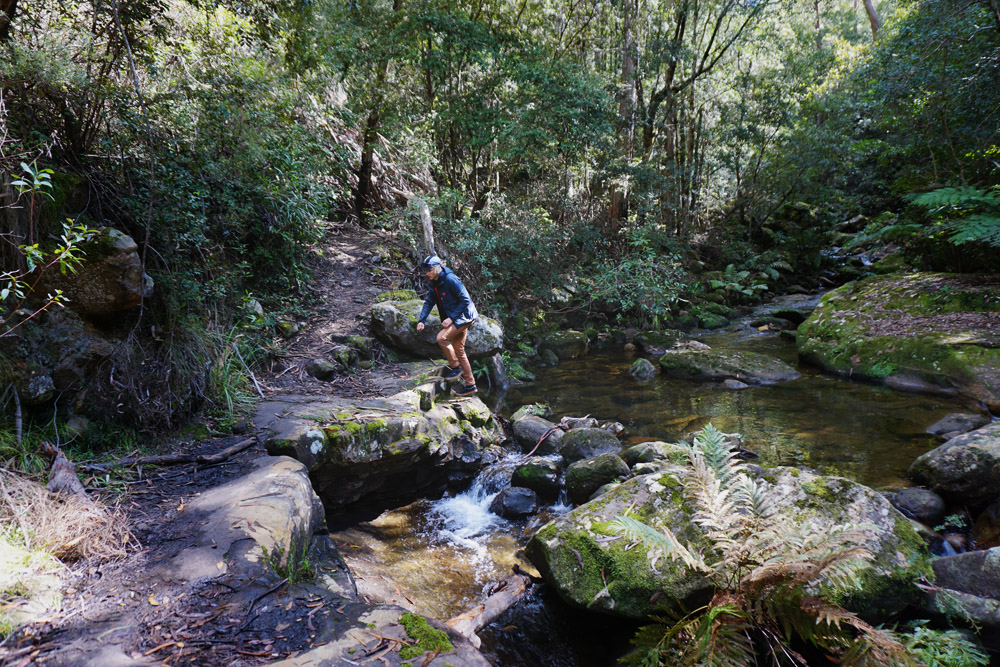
560, 416, 598, 430
305, 358, 339, 381
697, 313, 729, 329
539, 331, 590, 360
490, 487, 539, 517
771, 308, 809, 325
512, 459, 562, 499
528, 466, 931, 620
276, 320, 300, 338
39, 228, 152, 317
601, 421, 627, 438
892, 488, 947, 526
722, 379, 750, 390
909, 423, 1000, 509
485, 352, 506, 388
22, 374, 56, 405
923, 589, 1000, 635
973, 500, 1000, 549
369, 299, 503, 359
539, 348, 560, 366
630, 358, 657, 380
927, 413, 990, 437
512, 416, 563, 455
633, 331, 683, 355
511, 404, 552, 421
559, 428, 621, 464
796, 273, 1000, 410
623, 441, 676, 467
750, 316, 795, 330
932, 547, 1000, 602
262, 391, 501, 516
330, 345, 358, 370
565, 454, 630, 505
62, 415, 91, 440
658, 349, 801, 385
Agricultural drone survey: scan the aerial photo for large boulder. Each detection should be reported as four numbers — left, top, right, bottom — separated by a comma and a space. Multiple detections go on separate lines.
40, 228, 152, 317
908, 422, 1000, 509
796, 273, 1000, 410
527, 466, 931, 620
261, 389, 501, 516
539, 331, 590, 360
512, 458, 562, 499
512, 415, 563, 455
657, 349, 801, 385
370, 298, 503, 359
926, 547, 1000, 634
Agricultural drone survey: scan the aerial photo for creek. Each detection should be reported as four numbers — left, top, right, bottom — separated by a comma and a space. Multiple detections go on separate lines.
331, 296, 982, 666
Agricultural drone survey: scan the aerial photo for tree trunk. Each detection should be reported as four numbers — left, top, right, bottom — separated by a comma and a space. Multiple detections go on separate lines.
355, 107, 381, 225
445, 573, 531, 648
814, 0, 822, 51
0, 0, 17, 42
862, 0, 880, 38
986, 0, 1000, 32
609, 0, 637, 232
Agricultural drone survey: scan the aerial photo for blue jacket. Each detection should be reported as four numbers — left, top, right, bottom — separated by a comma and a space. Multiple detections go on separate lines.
419, 267, 478, 328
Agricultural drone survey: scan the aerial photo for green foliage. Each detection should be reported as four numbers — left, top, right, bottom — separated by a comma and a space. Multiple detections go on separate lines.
610, 424, 917, 667
901, 623, 989, 667
261, 539, 314, 585
909, 186, 1000, 248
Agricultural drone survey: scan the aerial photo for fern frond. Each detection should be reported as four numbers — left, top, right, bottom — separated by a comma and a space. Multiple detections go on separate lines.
609, 516, 709, 573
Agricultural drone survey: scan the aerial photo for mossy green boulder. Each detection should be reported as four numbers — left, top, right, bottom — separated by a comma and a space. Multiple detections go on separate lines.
527, 466, 930, 620
909, 422, 1000, 508
658, 349, 801, 385
565, 454, 630, 504
797, 273, 1000, 410
369, 298, 504, 359
539, 331, 590, 360
560, 427, 622, 463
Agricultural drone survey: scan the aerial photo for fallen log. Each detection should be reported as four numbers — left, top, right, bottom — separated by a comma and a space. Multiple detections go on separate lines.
445, 571, 532, 648
79, 437, 256, 472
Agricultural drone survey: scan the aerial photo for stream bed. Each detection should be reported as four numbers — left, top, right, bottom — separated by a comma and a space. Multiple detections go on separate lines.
331, 300, 986, 665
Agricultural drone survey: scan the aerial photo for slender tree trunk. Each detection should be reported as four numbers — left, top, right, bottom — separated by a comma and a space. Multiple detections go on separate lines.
862, 0, 880, 38
0, 0, 17, 42
609, 0, 637, 232
814, 0, 823, 51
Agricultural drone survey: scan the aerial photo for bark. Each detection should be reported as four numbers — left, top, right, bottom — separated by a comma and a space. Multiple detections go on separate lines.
0, 0, 17, 42
445, 572, 532, 648
987, 0, 1000, 32
862, 0, 880, 38
814, 0, 823, 51
79, 438, 256, 472
609, 0, 637, 230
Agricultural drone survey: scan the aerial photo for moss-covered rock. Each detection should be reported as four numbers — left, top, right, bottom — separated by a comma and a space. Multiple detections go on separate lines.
559, 428, 621, 464
658, 349, 801, 385
565, 454, 631, 505
796, 273, 1000, 410
370, 299, 503, 359
908, 422, 1000, 509
512, 458, 562, 498
629, 358, 657, 379
512, 415, 563, 455
539, 331, 590, 360
528, 466, 931, 621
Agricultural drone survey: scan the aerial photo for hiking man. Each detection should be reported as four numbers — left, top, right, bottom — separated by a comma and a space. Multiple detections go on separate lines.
415, 255, 479, 396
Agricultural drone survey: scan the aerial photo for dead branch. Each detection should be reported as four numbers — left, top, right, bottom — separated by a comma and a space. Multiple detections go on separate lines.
40, 440, 91, 499
79, 437, 256, 472
445, 572, 532, 648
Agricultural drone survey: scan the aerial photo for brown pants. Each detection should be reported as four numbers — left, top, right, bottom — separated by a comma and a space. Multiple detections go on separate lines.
437, 322, 474, 385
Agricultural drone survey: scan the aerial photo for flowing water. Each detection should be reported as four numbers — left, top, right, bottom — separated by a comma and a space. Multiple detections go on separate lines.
332, 298, 988, 665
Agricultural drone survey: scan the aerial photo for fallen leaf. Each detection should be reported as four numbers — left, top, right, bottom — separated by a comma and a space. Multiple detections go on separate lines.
148, 594, 160, 606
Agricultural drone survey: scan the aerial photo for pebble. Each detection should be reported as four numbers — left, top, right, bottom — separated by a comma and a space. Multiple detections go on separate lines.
340, 280, 354, 287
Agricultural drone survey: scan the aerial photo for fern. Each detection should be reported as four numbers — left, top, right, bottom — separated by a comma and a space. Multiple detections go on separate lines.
909, 185, 1000, 248
611, 424, 918, 666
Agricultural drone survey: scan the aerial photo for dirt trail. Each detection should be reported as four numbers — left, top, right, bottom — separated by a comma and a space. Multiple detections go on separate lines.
3, 223, 423, 667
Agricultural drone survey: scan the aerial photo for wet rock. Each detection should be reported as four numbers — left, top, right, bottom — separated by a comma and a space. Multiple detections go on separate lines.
633, 331, 682, 356
909, 422, 1000, 509
539, 331, 589, 360
559, 428, 621, 464
330, 345, 358, 369
565, 454, 630, 505
771, 308, 808, 325
539, 348, 560, 366
511, 403, 552, 421
658, 349, 801, 386
490, 487, 539, 518
601, 421, 627, 438
932, 547, 1000, 603
512, 416, 563, 455
623, 441, 676, 467
528, 466, 931, 621
276, 320, 300, 338
927, 413, 990, 437
369, 299, 503, 359
306, 358, 339, 381
512, 458, 562, 499
560, 416, 598, 430
722, 379, 750, 390
630, 358, 657, 380
892, 488, 947, 526
974, 500, 1000, 549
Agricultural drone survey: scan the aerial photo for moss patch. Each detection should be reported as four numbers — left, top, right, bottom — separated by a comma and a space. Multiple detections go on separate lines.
398, 612, 454, 660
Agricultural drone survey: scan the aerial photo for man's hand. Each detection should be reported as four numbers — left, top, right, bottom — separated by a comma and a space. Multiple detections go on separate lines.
442, 318, 453, 328
416, 322, 425, 332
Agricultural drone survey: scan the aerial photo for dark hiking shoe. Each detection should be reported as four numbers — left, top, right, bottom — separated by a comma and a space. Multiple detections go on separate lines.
454, 383, 478, 397
443, 366, 463, 381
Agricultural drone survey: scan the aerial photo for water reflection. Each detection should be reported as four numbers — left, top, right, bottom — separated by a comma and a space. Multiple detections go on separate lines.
499, 334, 976, 489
